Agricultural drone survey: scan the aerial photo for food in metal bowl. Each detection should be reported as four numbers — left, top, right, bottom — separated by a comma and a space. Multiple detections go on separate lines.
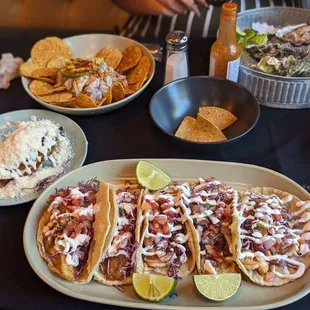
238, 22, 310, 78
275, 23, 310, 46
246, 43, 309, 62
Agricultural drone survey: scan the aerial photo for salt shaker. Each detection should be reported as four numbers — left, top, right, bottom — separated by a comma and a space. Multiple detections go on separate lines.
164, 31, 189, 84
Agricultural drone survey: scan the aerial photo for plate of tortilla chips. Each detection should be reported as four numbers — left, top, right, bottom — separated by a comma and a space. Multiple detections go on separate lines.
21, 34, 155, 116
24, 159, 310, 309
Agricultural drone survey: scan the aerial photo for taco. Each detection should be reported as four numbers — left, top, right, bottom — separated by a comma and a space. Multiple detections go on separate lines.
136, 185, 196, 279
37, 180, 111, 283
231, 187, 310, 286
178, 178, 239, 274
94, 181, 144, 285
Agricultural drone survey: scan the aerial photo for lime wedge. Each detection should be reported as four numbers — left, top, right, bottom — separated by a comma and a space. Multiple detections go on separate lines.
194, 274, 241, 301
133, 273, 177, 302
136, 161, 171, 191
236, 26, 246, 36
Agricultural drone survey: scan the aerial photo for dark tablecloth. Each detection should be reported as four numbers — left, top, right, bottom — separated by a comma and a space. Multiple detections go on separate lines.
0, 29, 309, 310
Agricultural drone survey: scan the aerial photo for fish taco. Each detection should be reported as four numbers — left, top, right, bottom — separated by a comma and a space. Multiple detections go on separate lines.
37, 180, 111, 283
94, 181, 144, 285
136, 185, 196, 279
231, 187, 310, 286
178, 178, 239, 275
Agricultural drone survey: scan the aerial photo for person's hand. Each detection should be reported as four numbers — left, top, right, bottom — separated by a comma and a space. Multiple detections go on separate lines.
113, 0, 207, 17
157, 0, 203, 16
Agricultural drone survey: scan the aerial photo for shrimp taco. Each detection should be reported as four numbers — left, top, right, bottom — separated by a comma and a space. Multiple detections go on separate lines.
136, 185, 196, 279
231, 187, 310, 286
178, 178, 239, 275
94, 182, 144, 285
37, 180, 111, 283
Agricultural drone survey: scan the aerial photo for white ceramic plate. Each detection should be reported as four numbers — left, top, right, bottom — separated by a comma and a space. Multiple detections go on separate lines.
0, 109, 88, 206
21, 34, 155, 116
23, 159, 310, 310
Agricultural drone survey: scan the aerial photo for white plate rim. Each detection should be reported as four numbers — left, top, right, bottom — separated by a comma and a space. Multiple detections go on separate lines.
0, 109, 88, 206
23, 159, 310, 310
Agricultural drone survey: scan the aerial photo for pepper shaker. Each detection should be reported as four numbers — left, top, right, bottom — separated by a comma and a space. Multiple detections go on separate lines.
164, 31, 189, 85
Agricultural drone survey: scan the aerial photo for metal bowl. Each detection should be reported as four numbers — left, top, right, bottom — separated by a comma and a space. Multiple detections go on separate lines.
149, 76, 260, 150
238, 7, 310, 109
21, 34, 155, 116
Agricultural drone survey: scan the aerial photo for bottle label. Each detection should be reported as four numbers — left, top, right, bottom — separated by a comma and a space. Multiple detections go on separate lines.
226, 57, 240, 82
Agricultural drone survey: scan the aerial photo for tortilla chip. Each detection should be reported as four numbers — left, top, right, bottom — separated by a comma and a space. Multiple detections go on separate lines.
124, 87, 135, 96
32, 68, 58, 79
175, 116, 196, 140
125, 69, 148, 95
31, 37, 72, 67
47, 56, 70, 69
34, 77, 56, 84
111, 82, 125, 103
189, 113, 227, 143
104, 87, 113, 105
29, 80, 65, 96
96, 97, 106, 107
116, 46, 142, 73
38, 91, 73, 103
20, 62, 42, 78
127, 56, 151, 85
75, 94, 97, 108
199, 106, 237, 130
96, 46, 123, 69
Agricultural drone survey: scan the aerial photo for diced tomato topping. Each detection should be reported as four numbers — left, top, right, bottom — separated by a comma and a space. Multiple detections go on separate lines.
272, 214, 281, 222
164, 211, 177, 219
222, 215, 231, 223
261, 228, 268, 236
191, 203, 200, 214
223, 209, 231, 216
163, 224, 170, 235
202, 230, 210, 237
72, 197, 84, 206
144, 238, 153, 247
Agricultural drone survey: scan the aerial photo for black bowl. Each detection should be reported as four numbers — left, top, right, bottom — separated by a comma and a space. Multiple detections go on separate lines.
149, 76, 260, 149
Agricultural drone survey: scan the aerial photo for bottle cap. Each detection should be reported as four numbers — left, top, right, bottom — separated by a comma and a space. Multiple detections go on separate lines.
166, 31, 188, 51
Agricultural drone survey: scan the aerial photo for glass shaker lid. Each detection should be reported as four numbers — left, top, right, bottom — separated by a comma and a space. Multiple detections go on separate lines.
166, 31, 188, 49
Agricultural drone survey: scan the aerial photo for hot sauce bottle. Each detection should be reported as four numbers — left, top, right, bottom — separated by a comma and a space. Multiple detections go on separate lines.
209, 2, 241, 82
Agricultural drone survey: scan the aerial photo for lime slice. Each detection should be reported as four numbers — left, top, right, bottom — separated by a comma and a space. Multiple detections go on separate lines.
236, 26, 246, 36
133, 273, 177, 302
194, 274, 241, 301
136, 161, 171, 191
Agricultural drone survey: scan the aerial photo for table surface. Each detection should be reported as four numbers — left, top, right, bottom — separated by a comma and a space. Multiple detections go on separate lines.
0, 29, 309, 310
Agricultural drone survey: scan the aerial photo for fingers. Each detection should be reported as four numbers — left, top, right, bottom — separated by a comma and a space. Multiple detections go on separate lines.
146, 0, 176, 16
157, 0, 188, 14
112, 0, 175, 16
179, 0, 201, 16
195, 0, 207, 6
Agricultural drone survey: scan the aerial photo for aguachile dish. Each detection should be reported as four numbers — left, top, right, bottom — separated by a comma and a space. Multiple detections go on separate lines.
20, 37, 151, 108
36, 163, 310, 300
